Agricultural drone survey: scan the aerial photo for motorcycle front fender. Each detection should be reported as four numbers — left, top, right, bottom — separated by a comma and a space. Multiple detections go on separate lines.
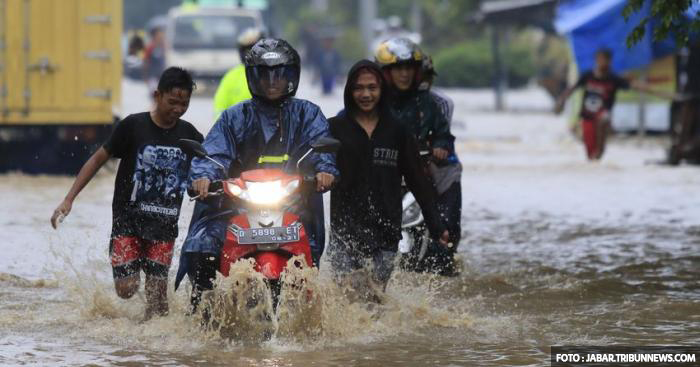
398, 230, 413, 254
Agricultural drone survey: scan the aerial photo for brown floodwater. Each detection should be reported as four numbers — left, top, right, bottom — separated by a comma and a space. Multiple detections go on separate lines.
2, 166, 699, 366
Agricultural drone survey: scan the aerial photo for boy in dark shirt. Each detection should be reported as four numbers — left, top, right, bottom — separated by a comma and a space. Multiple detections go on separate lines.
555, 48, 670, 160
50, 67, 203, 320
328, 60, 449, 295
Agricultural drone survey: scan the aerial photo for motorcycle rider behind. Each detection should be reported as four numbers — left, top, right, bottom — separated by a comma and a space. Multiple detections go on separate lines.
328, 60, 449, 297
420, 54, 456, 134
375, 38, 462, 276
175, 38, 339, 312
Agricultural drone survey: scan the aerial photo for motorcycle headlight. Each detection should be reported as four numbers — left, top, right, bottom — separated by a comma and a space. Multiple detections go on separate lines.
243, 179, 299, 205
402, 201, 423, 227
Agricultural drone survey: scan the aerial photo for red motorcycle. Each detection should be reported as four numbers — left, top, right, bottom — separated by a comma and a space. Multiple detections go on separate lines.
180, 138, 340, 309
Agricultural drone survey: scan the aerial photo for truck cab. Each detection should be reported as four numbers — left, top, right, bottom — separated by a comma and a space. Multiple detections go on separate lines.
165, 6, 264, 87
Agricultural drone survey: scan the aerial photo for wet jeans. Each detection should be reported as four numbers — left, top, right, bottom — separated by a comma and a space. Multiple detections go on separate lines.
328, 242, 396, 289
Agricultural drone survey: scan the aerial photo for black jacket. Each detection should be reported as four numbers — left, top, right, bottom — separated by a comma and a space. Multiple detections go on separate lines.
329, 60, 444, 254
388, 86, 454, 152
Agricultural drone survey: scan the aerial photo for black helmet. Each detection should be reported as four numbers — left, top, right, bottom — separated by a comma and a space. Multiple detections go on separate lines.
422, 54, 436, 76
418, 53, 437, 90
244, 38, 301, 102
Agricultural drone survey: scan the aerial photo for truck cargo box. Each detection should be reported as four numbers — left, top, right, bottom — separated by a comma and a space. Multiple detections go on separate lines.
0, 0, 122, 173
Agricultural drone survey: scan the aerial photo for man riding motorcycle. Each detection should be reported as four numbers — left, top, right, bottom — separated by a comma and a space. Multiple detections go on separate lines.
174, 38, 339, 311
375, 37, 462, 276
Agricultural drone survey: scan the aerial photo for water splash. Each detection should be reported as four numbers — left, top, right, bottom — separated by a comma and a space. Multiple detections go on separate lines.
198, 258, 278, 342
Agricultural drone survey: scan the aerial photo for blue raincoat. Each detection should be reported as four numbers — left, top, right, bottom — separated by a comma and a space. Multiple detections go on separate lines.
174, 97, 339, 290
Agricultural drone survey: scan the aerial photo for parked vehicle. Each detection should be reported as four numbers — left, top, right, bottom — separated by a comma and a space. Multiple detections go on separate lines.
164, 6, 264, 88
0, 0, 121, 173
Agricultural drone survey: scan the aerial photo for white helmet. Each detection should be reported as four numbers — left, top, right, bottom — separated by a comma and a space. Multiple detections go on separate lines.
237, 28, 263, 48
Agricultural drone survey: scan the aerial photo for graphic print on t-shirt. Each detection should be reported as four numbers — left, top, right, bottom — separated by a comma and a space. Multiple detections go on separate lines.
577, 72, 629, 120
130, 144, 188, 217
582, 81, 609, 115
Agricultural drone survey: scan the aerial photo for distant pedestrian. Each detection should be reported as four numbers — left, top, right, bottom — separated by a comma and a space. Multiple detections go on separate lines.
143, 27, 166, 93
124, 33, 145, 80
556, 48, 673, 160
315, 36, 341, 95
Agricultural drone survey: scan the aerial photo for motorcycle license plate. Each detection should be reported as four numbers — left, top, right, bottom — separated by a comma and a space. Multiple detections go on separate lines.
236, 226, 300, 244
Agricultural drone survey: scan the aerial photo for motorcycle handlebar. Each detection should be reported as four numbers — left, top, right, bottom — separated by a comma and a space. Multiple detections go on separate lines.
187, 180, 224, 201
187, 180, 222, 196
419, 149, 452, 167
189, 174, 335, 202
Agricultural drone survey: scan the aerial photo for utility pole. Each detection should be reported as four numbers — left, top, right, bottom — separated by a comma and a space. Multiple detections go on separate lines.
359, 0, 377, 58
637, 71, 648, 138
410, 0, 422, 36
491, 26, 506, 111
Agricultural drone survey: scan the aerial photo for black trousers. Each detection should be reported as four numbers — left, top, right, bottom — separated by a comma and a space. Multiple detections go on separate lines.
421, 181, 462, 276
189, 252, 219, 311
437, 181, 462, 246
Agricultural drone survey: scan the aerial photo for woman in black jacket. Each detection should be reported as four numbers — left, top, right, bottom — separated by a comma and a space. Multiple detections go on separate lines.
328, 60, 449, 292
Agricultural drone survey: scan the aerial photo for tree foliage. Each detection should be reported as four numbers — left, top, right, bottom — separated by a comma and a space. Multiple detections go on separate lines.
379, 0, 483, 53
623, 0, 700, 47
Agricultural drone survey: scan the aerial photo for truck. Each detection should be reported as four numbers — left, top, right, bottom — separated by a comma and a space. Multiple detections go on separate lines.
0, 0, 122, 174
164, 5, 264, 89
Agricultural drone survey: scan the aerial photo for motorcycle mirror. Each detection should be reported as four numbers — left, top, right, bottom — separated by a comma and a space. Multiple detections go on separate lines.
310, 137, 341, 153
178, 139, 208, 158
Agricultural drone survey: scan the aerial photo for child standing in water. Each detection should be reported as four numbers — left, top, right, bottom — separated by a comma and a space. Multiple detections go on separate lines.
555, 48, 672, 160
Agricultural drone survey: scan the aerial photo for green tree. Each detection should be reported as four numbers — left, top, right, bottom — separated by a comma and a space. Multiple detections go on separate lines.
377, 0, 483, 52
623, 0, 700, 47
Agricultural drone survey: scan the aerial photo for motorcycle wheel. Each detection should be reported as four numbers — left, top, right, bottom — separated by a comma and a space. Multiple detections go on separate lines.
398, 224, 429, 272
267, 279, 282, 312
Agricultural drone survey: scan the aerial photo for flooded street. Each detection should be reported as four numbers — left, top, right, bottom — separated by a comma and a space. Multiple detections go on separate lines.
1, 80, 699, 366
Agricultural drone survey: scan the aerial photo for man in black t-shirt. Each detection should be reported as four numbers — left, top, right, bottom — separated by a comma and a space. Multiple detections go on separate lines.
556, 48, 672, 160
50, 67, 203, 320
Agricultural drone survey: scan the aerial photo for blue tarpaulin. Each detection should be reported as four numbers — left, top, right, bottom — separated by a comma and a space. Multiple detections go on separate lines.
554, 0, 687, 73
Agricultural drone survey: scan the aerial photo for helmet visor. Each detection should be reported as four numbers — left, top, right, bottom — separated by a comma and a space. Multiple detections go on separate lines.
247, 65, 299, 101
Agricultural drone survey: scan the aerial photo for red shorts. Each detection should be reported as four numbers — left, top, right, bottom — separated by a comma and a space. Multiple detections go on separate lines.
581, 110, 610, 159
581, 118, 598, 158
110, 236, 174, 280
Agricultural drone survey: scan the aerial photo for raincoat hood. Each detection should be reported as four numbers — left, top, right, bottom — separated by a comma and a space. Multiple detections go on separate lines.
343, 59, 387, 118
